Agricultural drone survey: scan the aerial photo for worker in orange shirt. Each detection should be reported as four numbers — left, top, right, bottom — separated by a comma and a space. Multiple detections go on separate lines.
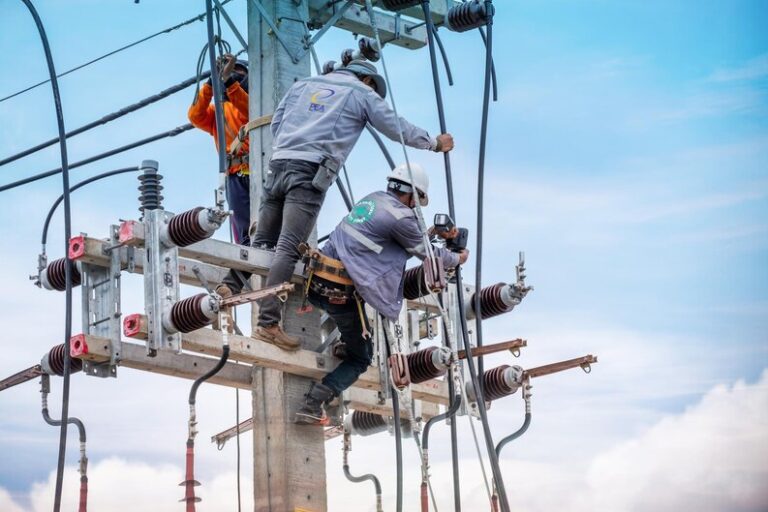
188, 54, 251, 249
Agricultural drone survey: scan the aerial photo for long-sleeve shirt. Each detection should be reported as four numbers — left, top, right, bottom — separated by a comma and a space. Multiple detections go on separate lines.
323, 191, 460, 321
187, 81, 250, 174
270, 70, 437, 167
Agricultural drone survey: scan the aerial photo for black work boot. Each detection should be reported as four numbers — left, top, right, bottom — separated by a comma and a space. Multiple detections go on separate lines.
295, 382, 335, 426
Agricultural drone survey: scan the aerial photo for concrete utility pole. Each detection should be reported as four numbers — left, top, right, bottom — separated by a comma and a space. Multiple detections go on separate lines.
247, 2, 326, 511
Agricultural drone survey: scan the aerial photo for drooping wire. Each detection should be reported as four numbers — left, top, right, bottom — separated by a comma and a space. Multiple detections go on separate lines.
41, 166, 140, 247
0, 124, 194, 193
0, 74, 208, 168
0, 0, 236, 104
19, 2, 74, 511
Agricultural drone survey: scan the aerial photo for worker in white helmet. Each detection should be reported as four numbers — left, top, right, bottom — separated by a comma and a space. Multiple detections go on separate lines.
215, 59, 454, 351
295, 163, 469, 425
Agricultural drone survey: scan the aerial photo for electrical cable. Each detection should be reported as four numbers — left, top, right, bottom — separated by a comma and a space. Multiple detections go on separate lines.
431, 25, 454, 87
19, 2, 74, 511
496, 412, 530, 458
0, 124, 193, 193
381, 324, 404, 512
342, 431, 383, 512
0, 1, 235, 104
420, 2, 465, 506
41, 166, 140, 247
205, 0, 228, 178
0, 74, 208, 168
476, 26, 498, 102
423, 1, 511, 509
365, 124, 396, 170
40, 376, 88, 512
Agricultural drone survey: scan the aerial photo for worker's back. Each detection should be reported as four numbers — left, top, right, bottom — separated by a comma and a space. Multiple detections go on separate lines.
271, 71, 374, 167
324, 190, 420, 320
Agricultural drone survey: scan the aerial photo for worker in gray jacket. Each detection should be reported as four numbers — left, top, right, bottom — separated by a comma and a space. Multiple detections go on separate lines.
217, 60, 454, 350
295, 163, 469, 425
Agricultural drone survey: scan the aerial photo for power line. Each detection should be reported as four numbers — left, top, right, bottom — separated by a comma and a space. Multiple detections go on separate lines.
0, 123, 193, 193
0, 74, 207, 168
0, 0, 235, 104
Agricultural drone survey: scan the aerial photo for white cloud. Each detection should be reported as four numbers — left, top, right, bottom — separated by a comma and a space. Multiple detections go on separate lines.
3, 371, 766, 512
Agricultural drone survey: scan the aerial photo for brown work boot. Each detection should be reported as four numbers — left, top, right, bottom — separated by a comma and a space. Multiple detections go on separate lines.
253, 324, 300, 351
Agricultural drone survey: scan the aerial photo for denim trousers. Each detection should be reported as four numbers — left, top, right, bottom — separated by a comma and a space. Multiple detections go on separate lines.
226, 172, 251, 246
308, 288, 373, 396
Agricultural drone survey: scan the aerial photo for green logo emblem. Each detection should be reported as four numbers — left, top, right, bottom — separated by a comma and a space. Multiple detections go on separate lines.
346, 200, 376, 224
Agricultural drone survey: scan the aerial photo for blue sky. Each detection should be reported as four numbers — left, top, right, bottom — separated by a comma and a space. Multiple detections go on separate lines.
0, 1, 766, 511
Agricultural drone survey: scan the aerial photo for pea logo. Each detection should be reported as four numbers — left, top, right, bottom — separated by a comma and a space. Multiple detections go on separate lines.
309, 87, 335, 113
346, 200, 376, 224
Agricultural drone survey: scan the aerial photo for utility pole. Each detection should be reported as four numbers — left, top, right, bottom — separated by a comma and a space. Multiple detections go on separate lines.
247, 2, 327, 511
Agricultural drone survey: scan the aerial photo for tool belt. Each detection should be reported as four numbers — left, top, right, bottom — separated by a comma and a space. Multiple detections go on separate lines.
301, 245, 353, 286
308, 277, 354, 304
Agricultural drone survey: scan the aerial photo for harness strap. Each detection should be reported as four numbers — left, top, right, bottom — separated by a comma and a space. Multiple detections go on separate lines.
227, 114, 273, 157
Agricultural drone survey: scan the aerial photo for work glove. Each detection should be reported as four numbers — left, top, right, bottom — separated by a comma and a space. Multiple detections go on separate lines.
458, 249, 470, 265
434, 133, 454, 153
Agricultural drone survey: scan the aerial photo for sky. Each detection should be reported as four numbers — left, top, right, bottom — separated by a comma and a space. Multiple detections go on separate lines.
0, 0, 766, 511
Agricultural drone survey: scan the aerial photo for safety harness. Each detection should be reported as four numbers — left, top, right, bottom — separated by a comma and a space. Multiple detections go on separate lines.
298, 243, 370, 339
226, 114, 272, 168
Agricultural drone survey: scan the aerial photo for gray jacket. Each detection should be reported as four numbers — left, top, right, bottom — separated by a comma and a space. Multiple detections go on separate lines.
271, 71, 437, 167
323, 191, 460, 321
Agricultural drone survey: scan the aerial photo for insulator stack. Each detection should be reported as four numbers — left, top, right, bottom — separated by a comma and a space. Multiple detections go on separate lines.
322, 60, 337, 75
42, 258, 81, 291
403, 266, 429, 300
471, 283, 515, 319
166, 293, 216, 333
481, 365, 520, 401
137, 160, 163, 214
166, 207, 212, 247
42, 344, 83, 376
346, 411, 388, 437
380, 0, 420, 11
407, 347, 447, 384
446, 0, 494, 33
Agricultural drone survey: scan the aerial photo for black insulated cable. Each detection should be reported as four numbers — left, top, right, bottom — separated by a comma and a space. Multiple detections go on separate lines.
421, 2, 462, 505
381, 325, 404, 512
431, 25, 454, 86
0, 124, 193, 193
19, 2, 74, 511
496, 412, 531, 458
365, 124, 396, 170
468, 3, 512, 511
342, 432, 383, 511
41, 167, 140, 247
0, 1, 234, 104
0, 74, 208, 168
205, 0, 228, 177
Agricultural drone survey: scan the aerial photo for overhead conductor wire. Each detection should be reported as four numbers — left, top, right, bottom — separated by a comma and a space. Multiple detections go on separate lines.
0, 124, 193, 193
0, 0, 235, 104
18, 1, 74, 510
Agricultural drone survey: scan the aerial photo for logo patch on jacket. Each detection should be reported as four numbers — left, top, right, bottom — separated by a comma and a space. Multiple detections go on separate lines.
308, 88, 335, 112
346, 200, 376, 224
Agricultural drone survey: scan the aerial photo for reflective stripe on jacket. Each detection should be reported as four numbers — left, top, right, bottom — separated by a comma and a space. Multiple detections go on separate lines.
323, 191, 460, 321
187, 82, 250, 175
270, 71, 437, 167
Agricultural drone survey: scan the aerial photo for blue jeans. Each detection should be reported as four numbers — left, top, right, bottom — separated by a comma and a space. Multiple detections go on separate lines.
308, 286, 373, 395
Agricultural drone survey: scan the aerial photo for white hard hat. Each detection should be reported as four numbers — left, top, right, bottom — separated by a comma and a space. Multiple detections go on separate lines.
387, 163, 429, 206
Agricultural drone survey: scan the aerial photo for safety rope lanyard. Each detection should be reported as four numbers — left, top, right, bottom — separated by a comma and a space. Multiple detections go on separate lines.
362, 0, 437, 264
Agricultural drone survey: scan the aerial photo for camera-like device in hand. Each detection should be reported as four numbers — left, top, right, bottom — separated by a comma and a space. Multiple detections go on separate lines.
434, 213, 468, 252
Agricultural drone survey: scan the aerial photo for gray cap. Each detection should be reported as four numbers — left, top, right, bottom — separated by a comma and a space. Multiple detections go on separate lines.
342, 59, 387, 99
